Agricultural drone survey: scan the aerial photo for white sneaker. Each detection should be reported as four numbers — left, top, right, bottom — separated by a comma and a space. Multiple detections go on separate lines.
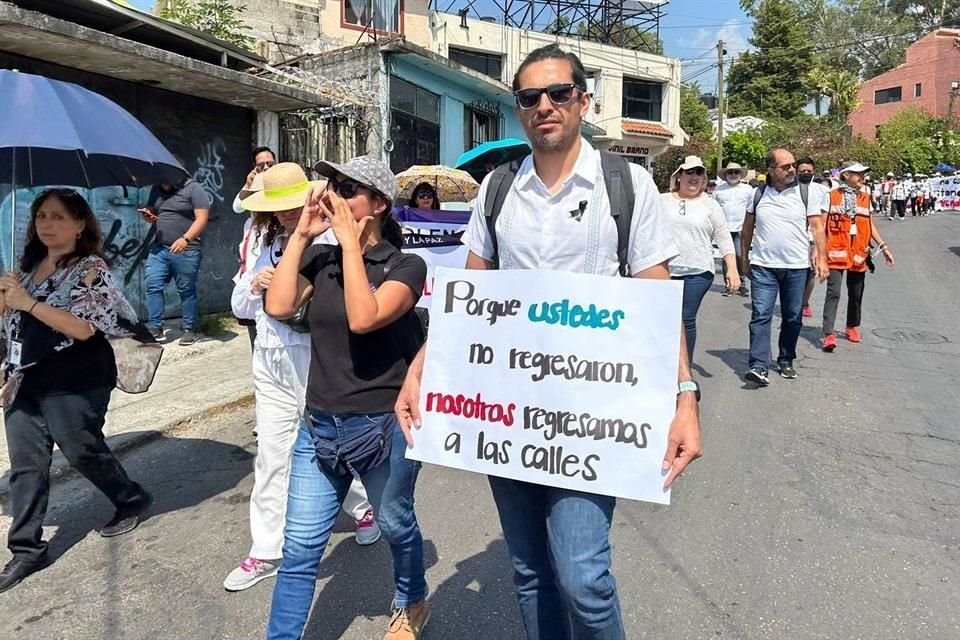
355, 508, 381, 546
223, 557, 279, 592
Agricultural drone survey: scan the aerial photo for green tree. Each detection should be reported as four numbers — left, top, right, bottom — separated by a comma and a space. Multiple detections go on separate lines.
680, 82, 713, 139
877, 107, 942, 173
722, 130, 767, 169
159, 0, 254, 50
726, 0, 814, 119
804, 65, 831, 117
824, 69, 861, 125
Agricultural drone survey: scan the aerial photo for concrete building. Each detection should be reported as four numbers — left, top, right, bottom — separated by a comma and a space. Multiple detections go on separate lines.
849, 29, 960, 140
1, 0, 334, 317
225, 0, 684, 169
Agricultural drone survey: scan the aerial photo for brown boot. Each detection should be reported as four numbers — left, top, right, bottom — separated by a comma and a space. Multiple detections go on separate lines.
384, 600, 431, 640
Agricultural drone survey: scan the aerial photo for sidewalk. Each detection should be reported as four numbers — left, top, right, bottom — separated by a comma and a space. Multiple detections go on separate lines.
0, 326, 254, 497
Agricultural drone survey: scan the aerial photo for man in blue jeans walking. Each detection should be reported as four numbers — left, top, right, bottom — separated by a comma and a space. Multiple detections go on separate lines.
397, 45, 703, 640
740, 148, 828, 385
139, 177, 210, 345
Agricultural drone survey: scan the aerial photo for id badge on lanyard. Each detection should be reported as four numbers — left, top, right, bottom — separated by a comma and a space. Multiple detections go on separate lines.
8, 338, 22, 366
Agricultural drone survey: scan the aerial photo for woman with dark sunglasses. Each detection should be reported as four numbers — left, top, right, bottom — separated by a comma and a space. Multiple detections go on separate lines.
661, 156, 739, 362
408, 182, 441, 210
264, 156, 429, 640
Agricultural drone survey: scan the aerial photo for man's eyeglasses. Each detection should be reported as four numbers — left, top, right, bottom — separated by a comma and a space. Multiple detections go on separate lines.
773, 162, 797, 171
514, 83, 581, 110
327, 177, 365, 199
682, 167, 706, 176
256, 161, 275, 172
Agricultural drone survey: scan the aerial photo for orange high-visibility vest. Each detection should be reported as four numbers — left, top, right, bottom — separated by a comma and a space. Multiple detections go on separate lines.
826, 188, 872, 272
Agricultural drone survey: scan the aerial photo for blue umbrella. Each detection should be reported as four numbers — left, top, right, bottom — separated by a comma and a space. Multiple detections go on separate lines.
455, 138, 530, 179
933, 163, 956, 173
0, 69, 186, 188
0, 69, 187, 267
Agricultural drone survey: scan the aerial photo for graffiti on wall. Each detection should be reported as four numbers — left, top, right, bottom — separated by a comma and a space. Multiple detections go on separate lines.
194, 139, 227, 205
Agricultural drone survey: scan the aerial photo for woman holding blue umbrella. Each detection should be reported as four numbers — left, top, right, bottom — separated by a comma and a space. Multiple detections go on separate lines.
0, 190, 155, 593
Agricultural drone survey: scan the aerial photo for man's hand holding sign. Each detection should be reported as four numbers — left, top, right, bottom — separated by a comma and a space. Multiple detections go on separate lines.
396, 267, 701, 503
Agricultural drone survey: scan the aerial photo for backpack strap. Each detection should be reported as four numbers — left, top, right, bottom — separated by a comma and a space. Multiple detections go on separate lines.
483, 158, 526, 270
752, 182, 767, 213
599, 152, 635, 277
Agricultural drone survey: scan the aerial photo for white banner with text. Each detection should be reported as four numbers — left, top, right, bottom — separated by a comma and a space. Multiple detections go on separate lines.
407, 267, 682, 504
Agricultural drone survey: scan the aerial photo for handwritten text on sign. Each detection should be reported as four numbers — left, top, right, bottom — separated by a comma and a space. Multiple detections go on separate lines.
407, 267, 682, 504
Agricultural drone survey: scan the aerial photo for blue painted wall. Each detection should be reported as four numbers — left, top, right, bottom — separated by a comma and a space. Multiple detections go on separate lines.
390, 57, 524, 168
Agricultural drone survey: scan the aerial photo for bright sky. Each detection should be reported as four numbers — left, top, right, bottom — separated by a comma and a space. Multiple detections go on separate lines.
126, 0, 751, 92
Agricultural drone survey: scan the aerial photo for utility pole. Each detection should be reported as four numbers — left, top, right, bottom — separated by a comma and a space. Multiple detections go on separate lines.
947, 81, 960, 131
716, 40, 727, 177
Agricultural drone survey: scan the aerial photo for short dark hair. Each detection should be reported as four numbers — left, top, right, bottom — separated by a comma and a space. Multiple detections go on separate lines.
796, 156, 815, 169
253, 146, 276, 161
512, 44, 587, 93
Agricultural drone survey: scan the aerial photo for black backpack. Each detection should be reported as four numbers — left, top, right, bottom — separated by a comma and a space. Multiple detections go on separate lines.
752, 179, 811, 228
482, 152, 637, 276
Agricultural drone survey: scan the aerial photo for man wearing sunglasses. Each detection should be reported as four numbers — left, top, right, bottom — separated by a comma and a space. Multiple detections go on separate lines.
396, 44, 700, 640
741, 148, 828, 386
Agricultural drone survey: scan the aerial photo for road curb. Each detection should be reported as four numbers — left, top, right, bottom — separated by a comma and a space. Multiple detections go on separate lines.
0, 393, 255, 500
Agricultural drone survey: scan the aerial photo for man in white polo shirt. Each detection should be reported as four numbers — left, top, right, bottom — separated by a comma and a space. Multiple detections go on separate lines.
396, 44, 702, 639
741, 148, 828, 385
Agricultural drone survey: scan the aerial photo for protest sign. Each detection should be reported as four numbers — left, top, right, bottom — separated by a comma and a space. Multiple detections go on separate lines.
930, 176, 960, 211
394, 207, 471, 308
407, 267, 683, 505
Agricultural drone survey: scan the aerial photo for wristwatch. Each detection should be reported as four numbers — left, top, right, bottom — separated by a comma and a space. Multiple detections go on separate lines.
677, 380, 701, 402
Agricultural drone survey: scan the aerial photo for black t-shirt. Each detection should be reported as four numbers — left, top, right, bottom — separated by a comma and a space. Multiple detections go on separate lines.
148, 179, 211, 247
19, 332, 117, 396
299, 241, 427, 414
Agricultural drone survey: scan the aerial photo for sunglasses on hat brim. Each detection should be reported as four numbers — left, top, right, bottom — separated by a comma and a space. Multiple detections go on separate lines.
514, 83, 582, 110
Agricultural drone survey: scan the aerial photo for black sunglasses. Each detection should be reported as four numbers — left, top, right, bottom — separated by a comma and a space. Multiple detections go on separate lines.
514, 83, 581, 110
327, 177, 365, 199
415, 188, 435, 199
682, 167, 706, 176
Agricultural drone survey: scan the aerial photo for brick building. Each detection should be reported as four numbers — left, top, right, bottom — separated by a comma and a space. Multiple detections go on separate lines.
849, 29, 960, 140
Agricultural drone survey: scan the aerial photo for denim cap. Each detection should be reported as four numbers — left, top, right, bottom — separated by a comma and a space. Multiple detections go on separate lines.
313, 155, 399, 202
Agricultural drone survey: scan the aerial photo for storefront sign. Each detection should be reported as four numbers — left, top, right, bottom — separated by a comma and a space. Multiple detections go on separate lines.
608, 144, 650, 156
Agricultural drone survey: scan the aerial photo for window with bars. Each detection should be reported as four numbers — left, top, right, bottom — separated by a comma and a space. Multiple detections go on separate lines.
449, 47, 504, 81
464, 107, 502, 150
342, 0, 402, 34
621, 78, 663, 121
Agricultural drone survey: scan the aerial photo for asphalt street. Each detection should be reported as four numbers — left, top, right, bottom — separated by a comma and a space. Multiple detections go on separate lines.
1, 213, 958, 640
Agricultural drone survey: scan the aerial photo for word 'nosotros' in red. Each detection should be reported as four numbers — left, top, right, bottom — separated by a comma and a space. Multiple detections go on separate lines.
424, 391, 517, 427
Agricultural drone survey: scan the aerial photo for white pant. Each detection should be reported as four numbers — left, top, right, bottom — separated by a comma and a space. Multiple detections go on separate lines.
249, 344, 371, 559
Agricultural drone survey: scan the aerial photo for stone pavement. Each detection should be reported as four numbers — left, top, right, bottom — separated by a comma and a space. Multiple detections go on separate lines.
0, 324, 253, 497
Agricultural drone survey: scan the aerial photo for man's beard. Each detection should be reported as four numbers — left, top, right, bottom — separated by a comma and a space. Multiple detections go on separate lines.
528, 121, 576, 151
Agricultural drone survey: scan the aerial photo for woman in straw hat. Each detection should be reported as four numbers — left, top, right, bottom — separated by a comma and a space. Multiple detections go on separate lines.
223, 164, 380, 595
662, 155, 740, 362
263, 156, 430, 640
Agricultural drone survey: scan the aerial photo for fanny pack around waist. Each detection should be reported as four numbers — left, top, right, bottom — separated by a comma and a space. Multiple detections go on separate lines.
306, 412, 394, 478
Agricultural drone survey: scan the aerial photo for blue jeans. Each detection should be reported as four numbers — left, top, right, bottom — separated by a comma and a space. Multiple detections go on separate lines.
145, 244, 201, 331
266, 412, 426, 640
722, 232, 745, 281
748, 265, 807, 370
672, 270, 714, 362
488, 477, 624, 640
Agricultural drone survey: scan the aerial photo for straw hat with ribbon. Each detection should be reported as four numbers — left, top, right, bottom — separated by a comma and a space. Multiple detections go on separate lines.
238, 170, 266, 201
241, 162, 325, 212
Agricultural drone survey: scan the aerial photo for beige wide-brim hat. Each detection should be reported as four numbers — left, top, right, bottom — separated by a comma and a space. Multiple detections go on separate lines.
719, 161, 744, 180
238, 171, 266, 201
241, 162, 325, 212
670, 155, 707, 192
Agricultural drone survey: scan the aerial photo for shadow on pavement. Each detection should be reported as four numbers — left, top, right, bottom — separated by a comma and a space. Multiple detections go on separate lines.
302, 537, 439, 638
705, 348, 749, 376
0, 431, 253, 567
426, 538, 522, 638
948, 246, 960, 258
